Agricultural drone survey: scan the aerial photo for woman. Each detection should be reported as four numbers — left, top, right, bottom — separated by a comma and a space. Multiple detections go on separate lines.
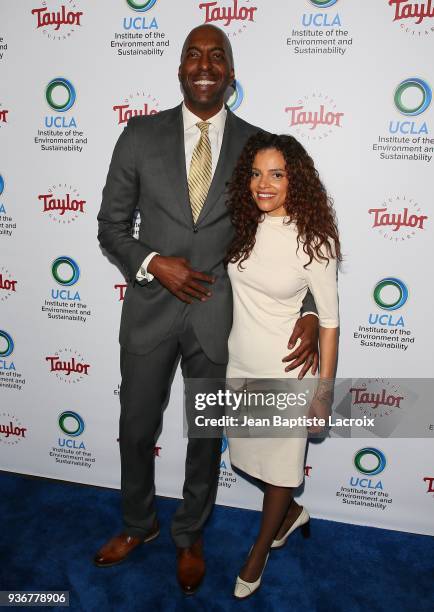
225, 132, 340, 599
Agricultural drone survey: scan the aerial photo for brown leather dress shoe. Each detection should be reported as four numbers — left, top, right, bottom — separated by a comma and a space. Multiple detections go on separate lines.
176, 538, 205, 595
93, 521, 160, 567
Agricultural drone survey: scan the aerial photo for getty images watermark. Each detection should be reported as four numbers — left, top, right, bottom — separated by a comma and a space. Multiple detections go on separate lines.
183, 378, 434, 439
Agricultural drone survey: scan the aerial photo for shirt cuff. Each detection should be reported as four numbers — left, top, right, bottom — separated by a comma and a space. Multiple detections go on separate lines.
301, 311, 319, 318
136, 251, 159, 282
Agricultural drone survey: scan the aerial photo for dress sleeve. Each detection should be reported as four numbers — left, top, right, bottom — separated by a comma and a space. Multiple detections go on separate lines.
302, 245, 339, 328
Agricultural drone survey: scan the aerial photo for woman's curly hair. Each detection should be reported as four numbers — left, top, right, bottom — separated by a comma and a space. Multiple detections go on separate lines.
224, 132, 342, 269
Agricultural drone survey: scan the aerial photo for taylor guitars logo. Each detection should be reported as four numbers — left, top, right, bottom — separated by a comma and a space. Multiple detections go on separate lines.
388, 0, 434, 35
285, 94, 344, 141
0, 414, 27, 446
31, 1, 83, 39
199, 0, 257, 36
39, 184, 86, 224
389, 0, 434, 23
113, 92, 159, 125
0, 105, 8, 123
350, 385, 404, 412
368, 196, 428, 241
0, 267, 17, 301
45, 348, 90, 384
115, 283, 127, 301
424, 476, 434, 493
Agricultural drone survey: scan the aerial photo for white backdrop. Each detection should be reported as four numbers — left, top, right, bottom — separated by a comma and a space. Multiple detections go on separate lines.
1, 0, 433, 536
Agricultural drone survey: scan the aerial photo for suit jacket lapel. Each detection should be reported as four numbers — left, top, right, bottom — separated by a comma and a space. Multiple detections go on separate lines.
159, 104, 193, 226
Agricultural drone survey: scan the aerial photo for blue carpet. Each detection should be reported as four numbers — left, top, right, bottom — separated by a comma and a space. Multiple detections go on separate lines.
0, 472, 433, 612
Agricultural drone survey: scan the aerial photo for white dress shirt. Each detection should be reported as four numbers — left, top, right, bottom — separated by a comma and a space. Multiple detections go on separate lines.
136, 102, 227, 282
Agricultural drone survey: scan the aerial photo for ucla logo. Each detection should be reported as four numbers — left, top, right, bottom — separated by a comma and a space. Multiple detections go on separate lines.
354, 447, 387, 475
373, 278, 408, 311
126, 0, 158, 10
0, 330, 15, 372
58, 410, 86, 449
123, 0, 158, 29
309, 0, 338, 7
0, 173, 4, 215
51, 256, 80, 286
51, 256, 81, 301
58, 410, 85, 436
390, 77, 431, 134
227, 80, 244, 111
303, 0, 341, 27
349, 447, 386, 490
0, 330, 14, 358
45, 77, 77, 129
394, 78, 432, 116
369, 277, 407, 327
46, 77, 76, 112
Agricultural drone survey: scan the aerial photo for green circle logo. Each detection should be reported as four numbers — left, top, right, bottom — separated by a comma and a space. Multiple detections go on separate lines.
46, 78, 76, 112
394, 78, 432, 116
373, 278, 408, 311
51, 256, 80, 286
126, 0, 158, 11
354, 448, 386, 476
58, 411, 85, 437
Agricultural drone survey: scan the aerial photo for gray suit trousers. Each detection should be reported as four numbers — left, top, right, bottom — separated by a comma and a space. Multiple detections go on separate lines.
119, 307, 225, 548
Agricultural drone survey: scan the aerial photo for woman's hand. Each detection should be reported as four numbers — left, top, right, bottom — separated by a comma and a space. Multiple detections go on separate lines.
307, 381, 334, 434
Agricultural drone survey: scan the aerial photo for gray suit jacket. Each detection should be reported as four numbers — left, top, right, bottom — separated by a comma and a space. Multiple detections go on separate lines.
98, 103, 316, 363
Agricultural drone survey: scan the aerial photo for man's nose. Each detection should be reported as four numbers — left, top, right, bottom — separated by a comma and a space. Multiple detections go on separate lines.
199, 53, 210, 70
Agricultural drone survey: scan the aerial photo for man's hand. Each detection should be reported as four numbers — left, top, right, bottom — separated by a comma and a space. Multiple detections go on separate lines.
148, 255, 215, 304
282, 314, 319, 379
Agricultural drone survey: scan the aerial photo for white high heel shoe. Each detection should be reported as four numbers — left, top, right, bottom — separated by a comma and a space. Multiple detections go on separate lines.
271, 506, 310, 549
234, 550, 270, 600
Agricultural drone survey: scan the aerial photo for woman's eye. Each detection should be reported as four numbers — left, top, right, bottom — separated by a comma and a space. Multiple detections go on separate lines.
273, 173, 284, 179
251, 171, 260, 177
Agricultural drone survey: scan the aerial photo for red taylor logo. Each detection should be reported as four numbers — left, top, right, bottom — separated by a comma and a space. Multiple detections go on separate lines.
39, 184, 86, 224
369, 196, 428, 241
31, 1, 83, 39
388, 0, 434, 34
285, 94, 344, 141
115, 283, 127, 301
45, 349, 90, 383
0, 106, 8, 123
199, 0, 257, 36
113, 92, 159, 125
0, 267, 17, 301
424, 476, 434, 493
350, 385, 404, 412
0, 413, 27, 446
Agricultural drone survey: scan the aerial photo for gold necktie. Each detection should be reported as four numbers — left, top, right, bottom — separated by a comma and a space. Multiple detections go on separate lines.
188, 121, 212, 223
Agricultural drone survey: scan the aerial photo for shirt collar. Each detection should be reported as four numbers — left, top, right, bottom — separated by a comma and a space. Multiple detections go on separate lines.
182, 102, 227, 133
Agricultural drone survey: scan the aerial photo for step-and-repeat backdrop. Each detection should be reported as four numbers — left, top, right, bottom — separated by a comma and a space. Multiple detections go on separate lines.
1, 1, 433, 536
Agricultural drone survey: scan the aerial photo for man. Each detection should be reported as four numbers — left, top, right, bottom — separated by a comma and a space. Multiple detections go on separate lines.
95, 24, 319, 594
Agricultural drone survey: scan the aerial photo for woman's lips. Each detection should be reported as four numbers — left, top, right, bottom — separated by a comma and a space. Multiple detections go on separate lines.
256, 193, 276, 200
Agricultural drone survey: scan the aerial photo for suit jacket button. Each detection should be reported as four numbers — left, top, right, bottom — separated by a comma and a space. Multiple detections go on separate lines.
193, 226, 198, 233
